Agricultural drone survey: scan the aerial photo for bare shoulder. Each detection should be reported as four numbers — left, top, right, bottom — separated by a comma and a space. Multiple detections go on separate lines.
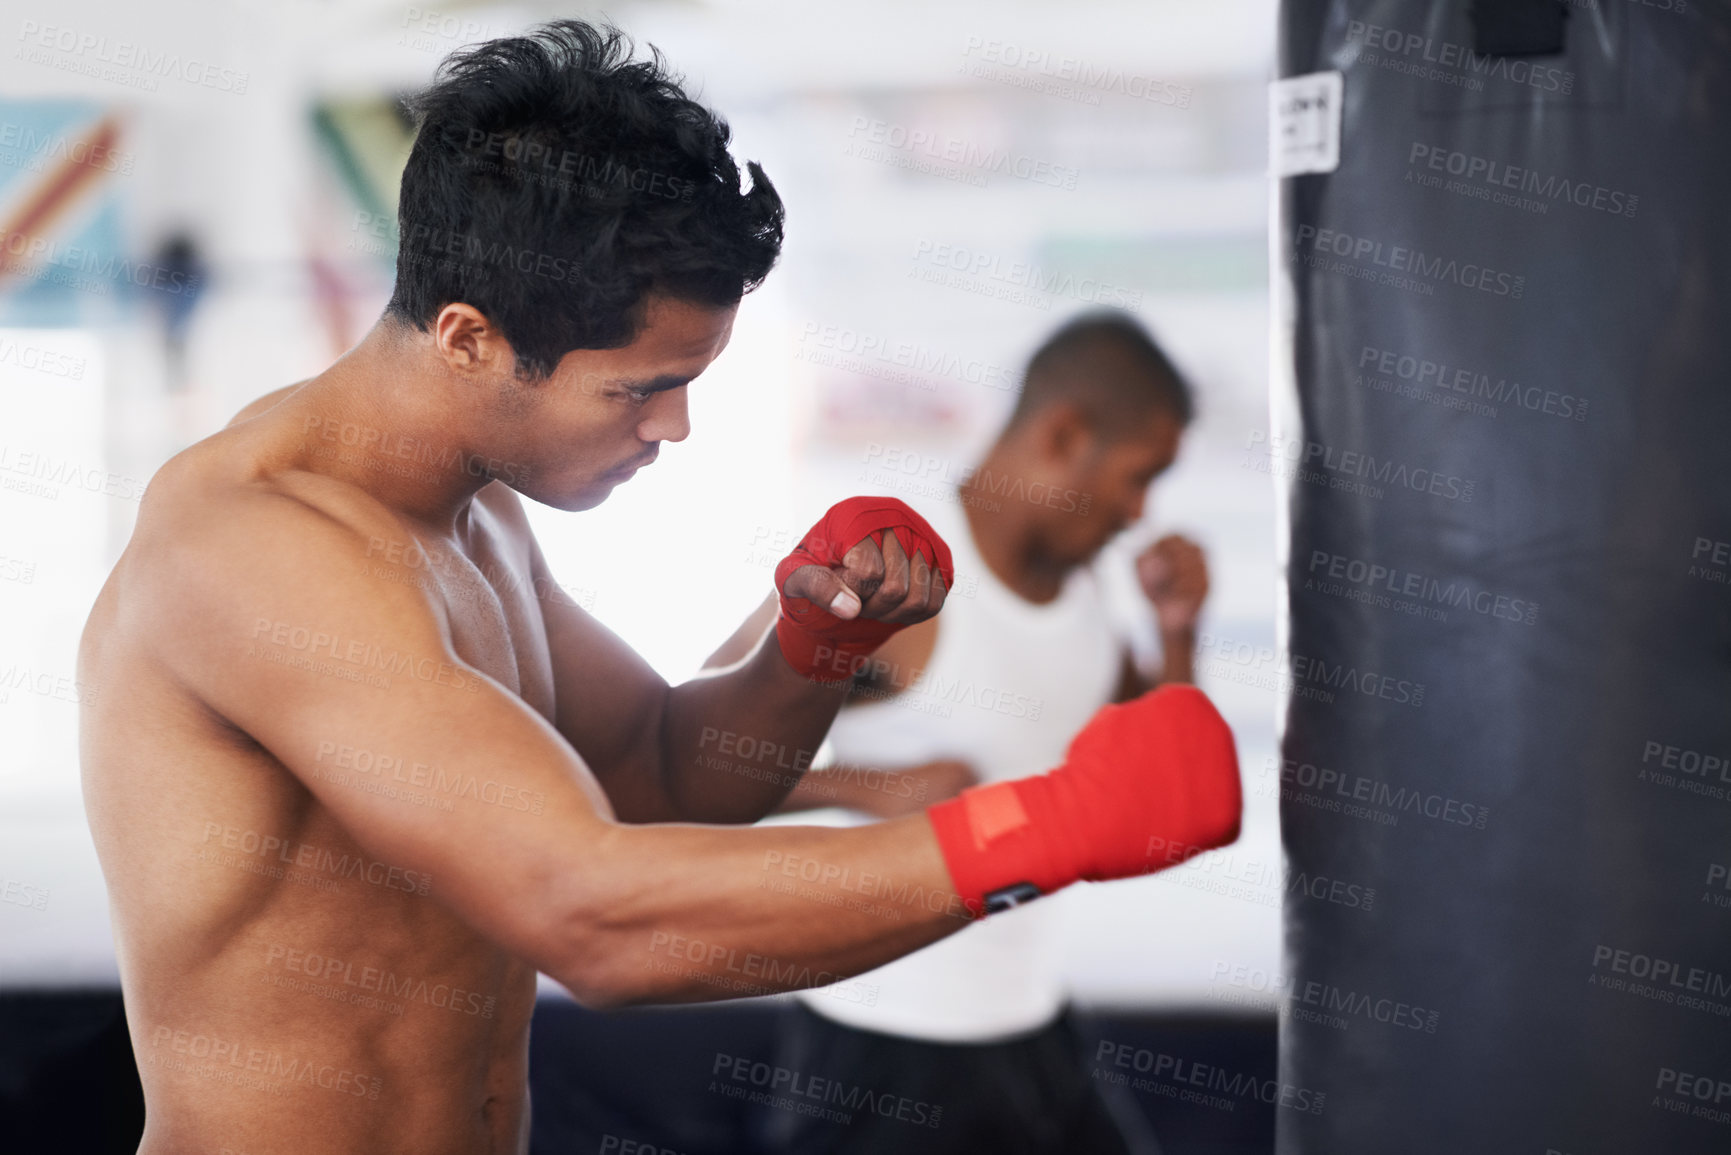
225, 381, 310, 428
137, 435, 406, 568
119, 439, 443, 679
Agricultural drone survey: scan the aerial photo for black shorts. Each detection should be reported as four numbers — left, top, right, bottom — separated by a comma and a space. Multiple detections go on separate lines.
754, 1002, 1162, 1155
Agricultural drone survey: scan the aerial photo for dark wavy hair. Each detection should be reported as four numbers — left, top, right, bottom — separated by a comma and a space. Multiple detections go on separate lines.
385, 20, 785, 378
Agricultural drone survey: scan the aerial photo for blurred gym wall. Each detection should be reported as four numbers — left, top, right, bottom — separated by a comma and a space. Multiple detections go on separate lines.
0, 0, 1281, 1013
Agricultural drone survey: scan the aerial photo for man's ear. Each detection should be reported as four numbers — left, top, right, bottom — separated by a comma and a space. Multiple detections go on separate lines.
430, 303, 514, 377
1037, 401, 1097, 466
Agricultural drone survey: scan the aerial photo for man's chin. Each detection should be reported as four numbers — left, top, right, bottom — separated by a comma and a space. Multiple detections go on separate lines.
1070, 533, 1118, 568
519, 480, 618, 512
564, 485, 616, 512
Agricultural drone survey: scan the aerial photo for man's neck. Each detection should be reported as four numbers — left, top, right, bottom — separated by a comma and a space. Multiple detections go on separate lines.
276, 325, 496, 533
959, 447, 1071, 605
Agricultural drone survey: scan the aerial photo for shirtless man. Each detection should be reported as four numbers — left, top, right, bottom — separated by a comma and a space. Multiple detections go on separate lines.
77, 21, 1242, 1155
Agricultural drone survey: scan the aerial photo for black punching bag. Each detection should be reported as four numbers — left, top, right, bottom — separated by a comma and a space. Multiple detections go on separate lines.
1273, 2, 1731, 1152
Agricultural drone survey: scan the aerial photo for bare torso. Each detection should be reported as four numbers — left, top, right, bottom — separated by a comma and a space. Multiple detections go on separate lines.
81, 400, 561, 1155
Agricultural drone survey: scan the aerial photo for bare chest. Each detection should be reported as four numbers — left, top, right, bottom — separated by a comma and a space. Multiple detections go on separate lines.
359, 529, 556, 720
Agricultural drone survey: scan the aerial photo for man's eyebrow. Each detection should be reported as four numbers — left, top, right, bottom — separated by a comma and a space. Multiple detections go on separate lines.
613, 374, 692, 393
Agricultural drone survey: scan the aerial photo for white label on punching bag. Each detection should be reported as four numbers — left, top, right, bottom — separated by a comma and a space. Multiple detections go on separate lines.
1270, 71, 1343, 177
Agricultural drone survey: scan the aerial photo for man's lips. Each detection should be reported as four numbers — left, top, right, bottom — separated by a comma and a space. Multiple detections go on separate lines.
609, 451, 657, 478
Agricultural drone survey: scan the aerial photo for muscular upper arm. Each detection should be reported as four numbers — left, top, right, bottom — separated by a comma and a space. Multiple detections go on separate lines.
702, 593, 777, 670
135, 477, 613, 977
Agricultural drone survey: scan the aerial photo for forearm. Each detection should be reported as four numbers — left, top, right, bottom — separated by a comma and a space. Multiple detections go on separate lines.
777, 766, 871, 813
775, 764, 900, 815
1159, 625, 1197, 685
554, 813, 964, 1006
544, 682, 1243, 1009
1114, 628, 1196, 702
658, 629, 850, 824
777, 760, 950, 816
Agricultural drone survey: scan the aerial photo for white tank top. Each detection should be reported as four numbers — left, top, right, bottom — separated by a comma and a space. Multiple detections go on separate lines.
796, 502, 1123, 1042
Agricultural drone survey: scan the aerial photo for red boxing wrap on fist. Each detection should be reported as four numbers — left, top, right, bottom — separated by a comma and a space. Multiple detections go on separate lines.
927, 685, 1242, 915
773, 497, 954, 683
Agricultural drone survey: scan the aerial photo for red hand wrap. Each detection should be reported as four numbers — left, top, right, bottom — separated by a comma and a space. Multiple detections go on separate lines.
773, 497, 954, 683
927, 685, 1242, 915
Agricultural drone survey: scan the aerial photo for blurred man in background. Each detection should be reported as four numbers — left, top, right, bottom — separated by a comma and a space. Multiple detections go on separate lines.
708, 311, 1210, 1154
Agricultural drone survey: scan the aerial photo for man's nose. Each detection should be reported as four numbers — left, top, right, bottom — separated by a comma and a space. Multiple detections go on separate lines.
640, 386, 690, 444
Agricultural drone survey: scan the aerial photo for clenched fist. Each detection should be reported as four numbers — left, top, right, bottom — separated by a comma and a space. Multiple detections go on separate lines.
775, 497, 953, 683
1135, 534, 1209, 636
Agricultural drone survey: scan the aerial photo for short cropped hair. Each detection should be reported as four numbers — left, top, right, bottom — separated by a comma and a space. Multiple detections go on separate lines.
385, 20, 785, 378
1007, 311, 1194, 435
